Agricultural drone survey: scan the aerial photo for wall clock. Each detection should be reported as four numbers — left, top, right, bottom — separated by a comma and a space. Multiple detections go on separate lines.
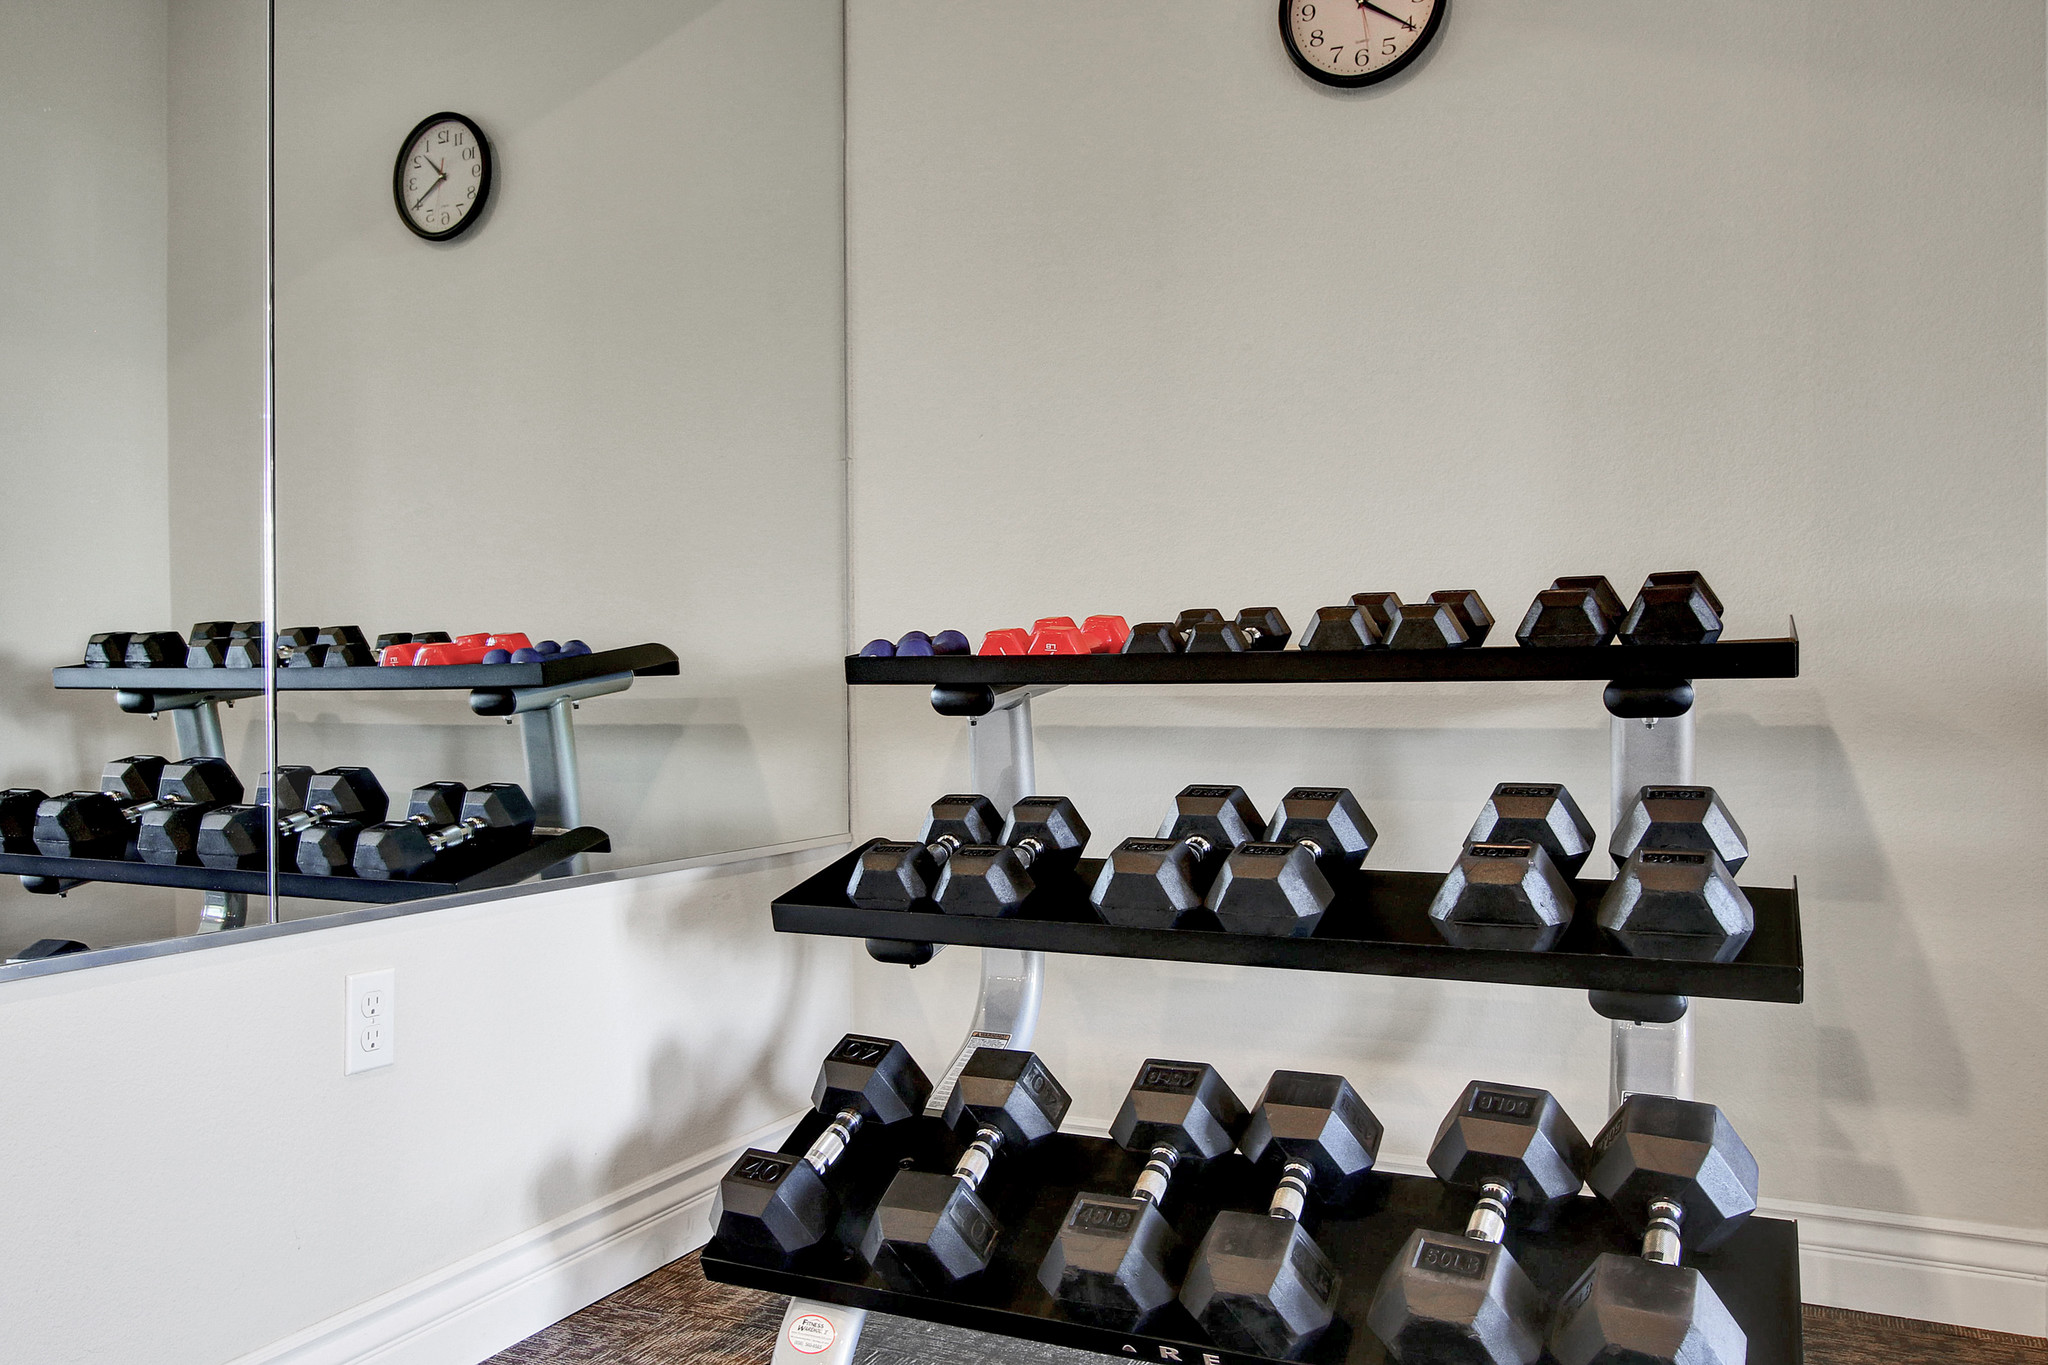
394, 112, 492, 241
1280, 0, 1447, 88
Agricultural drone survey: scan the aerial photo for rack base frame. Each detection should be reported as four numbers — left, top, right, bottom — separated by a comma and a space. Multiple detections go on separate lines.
702, 1111, 1804, 1365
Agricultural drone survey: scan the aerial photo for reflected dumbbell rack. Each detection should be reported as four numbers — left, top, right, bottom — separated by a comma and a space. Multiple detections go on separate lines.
709, 619, 1807, 1363
37, 642, 675, 928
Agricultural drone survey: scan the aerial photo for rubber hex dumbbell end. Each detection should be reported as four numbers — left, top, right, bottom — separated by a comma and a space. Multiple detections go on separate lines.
847, 794, 1002, 908
1467, 782, 1596, 877
1300, 605, 1381, 651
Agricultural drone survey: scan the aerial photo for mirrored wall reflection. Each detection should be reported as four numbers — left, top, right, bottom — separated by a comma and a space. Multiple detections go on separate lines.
0, 1, 271, 961
270, 0, 848, 919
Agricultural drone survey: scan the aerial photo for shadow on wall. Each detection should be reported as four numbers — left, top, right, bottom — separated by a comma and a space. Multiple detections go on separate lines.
520, 857, 846, 1233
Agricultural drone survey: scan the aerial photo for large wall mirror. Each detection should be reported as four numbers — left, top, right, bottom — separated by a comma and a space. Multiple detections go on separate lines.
2, 0, 848, 966
269, 0, 848, 919
0, 1, 270, 959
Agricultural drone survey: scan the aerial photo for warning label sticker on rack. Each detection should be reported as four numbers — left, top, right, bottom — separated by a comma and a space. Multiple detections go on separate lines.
787, 1313, 836, 1354
926, 1031, 1012, 1115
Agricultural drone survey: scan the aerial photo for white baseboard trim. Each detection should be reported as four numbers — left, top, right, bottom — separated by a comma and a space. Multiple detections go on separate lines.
228, 1110, 808, 1365
1765, 1196, 2048, 1337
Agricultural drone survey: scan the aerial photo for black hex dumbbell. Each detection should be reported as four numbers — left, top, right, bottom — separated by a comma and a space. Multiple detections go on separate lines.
845, 795, 1001, 908
35, 756, 242, 860
1517, 576, 1626, 648
714, 1034, 931, 1260
859, 1047, 1071, 1291
1, 788, 50, 851
932, 796, 1090, 916
1179, 1070, 1382, 1359
1620, 571, 1724, 646
1548, 1095, 1757, 1365
1610, 785, 1749, 872
1038, 1059, 1247, 1325
1121, 608, 1292, 655
1367, 1081, 1590, 1365
1205, 786, 1375, 936
1378, 590, 1494, 649
1299, 603, 1380, 651
352, 782, 535, 879
1088, 785, 1265, 929
123, 630, 188, 667
195, 766, 390, 871
1428, 783, 1594, 951
1599, 786, 1753, 961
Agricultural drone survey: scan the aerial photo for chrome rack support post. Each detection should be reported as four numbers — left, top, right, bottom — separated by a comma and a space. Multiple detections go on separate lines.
471, 671, 634, 878
1598, 679, 1698, 1110
147, 691, 249, 934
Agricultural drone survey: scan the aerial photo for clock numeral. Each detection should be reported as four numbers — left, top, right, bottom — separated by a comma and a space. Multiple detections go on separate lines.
1357, 48, 1371, 64
1308, 28, 1323, 46
1297, 2, 1314, 16
437, 128, 449, 143
1383, 36, 1398, 54
466, 185, 477, 200
472, 162, 482, 177
1330, 43, 1344, 61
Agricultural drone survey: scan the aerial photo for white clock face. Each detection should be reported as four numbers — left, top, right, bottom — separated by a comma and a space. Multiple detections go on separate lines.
1284, 0, 1442, 85
398, 116, 489, 239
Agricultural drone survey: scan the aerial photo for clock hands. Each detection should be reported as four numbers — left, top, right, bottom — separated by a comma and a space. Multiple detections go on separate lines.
413, 159, 448, 210
1356, 0, 1416, 30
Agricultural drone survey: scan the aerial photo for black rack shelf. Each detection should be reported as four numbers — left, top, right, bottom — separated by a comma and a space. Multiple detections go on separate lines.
702, 1111, 1804, 1365
845, 628, 1797, 689
51, 642, 678, 697
773, 844, 1803, 1002
0, 827, 611, 905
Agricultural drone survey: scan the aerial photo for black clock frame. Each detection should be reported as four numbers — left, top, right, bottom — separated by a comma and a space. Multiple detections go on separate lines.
1279, 0, 1448, 88
393, 111, 492, 242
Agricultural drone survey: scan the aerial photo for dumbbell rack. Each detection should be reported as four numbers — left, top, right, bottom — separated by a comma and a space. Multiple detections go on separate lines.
36, 643, 675, 928
704, 623, 1808, 1364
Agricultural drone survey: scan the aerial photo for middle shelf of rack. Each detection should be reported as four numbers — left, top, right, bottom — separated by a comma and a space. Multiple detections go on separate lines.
0, 826, 612, 905
701, 1110, 1805, 1365
773, 843, 1803, 1002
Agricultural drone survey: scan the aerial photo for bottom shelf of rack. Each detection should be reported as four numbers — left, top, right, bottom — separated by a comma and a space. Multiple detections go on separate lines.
701, 1112, 1803, 1365
0, 827, 611, 904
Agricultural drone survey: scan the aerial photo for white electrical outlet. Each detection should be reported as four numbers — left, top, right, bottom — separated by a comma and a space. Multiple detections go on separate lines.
345, 969, 396, 1074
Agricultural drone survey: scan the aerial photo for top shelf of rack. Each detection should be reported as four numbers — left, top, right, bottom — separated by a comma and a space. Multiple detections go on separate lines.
845, 623, 1798, 688
51, 643, 679, 695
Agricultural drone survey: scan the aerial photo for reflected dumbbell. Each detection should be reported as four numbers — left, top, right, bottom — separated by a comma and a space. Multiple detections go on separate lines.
195, 766, 390, 872
352, 782, 535, 879
34, 757, 242, 860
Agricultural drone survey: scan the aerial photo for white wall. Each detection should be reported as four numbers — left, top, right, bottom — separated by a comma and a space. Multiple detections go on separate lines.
273, 0, 849, 872
843, 0, 2048, 1327
0, 847, 852, 1365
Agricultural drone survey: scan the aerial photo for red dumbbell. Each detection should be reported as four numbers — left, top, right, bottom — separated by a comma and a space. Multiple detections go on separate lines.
395, 632, 533, 666
1028, 615, 1130, 654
